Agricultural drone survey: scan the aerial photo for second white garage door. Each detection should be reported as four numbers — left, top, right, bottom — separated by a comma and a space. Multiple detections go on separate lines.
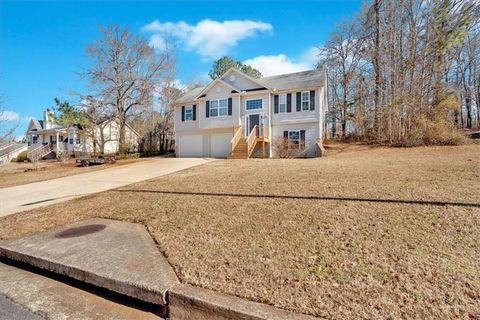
178, 134, 203, 157
210, 133, 232, 158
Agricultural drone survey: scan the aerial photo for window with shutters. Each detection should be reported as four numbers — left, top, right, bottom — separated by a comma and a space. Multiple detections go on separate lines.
287, 130, 305, 150
209, 99, 228, 117
245, 99, 263, 110
301, 91, 310, 111
279, 94, 287, 113
185, 106, 194, 121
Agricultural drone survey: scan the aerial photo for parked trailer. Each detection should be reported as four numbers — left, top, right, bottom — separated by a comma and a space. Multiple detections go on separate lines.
75, 152, 115, 167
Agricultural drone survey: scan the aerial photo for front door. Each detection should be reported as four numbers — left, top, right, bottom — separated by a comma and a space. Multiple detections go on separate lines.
247, 114, 260, 136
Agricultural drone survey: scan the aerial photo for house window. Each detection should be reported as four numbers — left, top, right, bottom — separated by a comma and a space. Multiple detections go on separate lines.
301, 91, 310, 111
32, 135, 38, 144
69, 133, 74, 144
288, 131, 300, 149
287, 130, 305, 150
279, 94, 287, 113
246, 99, 263, 110
185, 106, 193, 121
50, 136, 56, 143
209, 99, 228, 117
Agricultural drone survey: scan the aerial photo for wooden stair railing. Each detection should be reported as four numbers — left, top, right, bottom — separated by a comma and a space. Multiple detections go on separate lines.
27, 144, 53, 162
230, 126, 243, 153
246, 125, 259, 157
229, 125, 270, 159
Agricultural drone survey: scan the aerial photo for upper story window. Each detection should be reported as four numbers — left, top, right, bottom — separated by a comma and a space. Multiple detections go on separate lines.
301, 91, 310, 111
246, 99, 263, 110
210, 99, 228, 117
185, 106, 193, 121
279, 94, 287, 113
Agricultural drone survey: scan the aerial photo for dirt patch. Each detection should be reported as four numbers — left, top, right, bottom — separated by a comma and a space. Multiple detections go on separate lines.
0, 145, 479, 319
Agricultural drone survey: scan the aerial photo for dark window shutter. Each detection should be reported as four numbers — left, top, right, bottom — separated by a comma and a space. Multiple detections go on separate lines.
181, 106, 185, 122
310, 90, 315, 111
206, 100, 210, 118
228, 98, 232, 116
300, 130, 306, 149
274, 95, 279, 113
287, 93, 292, 112
193, 104, 197, 121
283, 131, 288, 139
296, 92, 301, 112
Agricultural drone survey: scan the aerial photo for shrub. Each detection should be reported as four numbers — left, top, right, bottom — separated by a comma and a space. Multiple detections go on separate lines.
16, 150, 28, 162
272, 138, 307, 158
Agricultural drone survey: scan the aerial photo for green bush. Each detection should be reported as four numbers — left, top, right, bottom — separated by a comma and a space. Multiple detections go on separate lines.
16, 150, 28, 162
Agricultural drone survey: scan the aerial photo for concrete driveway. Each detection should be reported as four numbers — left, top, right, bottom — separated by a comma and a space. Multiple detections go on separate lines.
0, 157, 210, 217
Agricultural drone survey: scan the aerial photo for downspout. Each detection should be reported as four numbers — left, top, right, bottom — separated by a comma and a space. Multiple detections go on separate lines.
269, 90, 274, 158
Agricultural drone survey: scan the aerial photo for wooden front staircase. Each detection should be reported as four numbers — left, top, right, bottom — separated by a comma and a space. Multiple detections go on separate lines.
228, 125, 269, 159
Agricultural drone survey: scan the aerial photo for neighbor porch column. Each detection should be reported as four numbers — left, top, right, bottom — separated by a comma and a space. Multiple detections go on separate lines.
56, 131, 59, 155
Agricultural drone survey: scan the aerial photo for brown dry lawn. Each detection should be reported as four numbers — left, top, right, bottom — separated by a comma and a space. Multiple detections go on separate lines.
0, 158, 143, 189
0, 144, 479, 319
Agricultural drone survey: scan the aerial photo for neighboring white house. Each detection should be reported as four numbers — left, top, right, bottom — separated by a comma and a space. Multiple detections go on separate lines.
173, 68, 327, 158
26, 109, 139, 160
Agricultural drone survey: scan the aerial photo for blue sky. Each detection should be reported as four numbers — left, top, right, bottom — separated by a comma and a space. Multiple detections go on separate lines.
0, 0, 362, 138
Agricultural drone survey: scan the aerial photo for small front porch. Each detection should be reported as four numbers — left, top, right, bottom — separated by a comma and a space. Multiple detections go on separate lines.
27, 128, 75, 161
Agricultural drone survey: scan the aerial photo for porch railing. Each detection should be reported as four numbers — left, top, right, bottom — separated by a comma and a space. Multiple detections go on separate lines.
231, 126, 243, 152
246, 125, 258, 156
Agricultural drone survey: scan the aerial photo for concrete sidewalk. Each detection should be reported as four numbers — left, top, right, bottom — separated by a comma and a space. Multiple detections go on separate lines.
0, 157, 210, 217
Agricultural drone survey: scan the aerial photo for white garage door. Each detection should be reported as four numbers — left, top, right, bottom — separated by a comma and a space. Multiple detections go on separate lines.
178, 134, 203, 157
210, 133, 232, 158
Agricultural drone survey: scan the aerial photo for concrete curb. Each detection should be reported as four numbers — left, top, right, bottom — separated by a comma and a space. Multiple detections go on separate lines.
0, 218, 179, 305
168, 284, 317, 320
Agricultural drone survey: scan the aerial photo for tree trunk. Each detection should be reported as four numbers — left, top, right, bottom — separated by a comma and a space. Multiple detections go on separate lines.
373, 0, 382, 140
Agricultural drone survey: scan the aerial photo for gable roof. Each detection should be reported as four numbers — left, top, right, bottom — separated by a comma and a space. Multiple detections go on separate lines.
193, 78, 240, 99
220, 67, 267, 90
174, 86, 205, 105
259, 69, 325, 91
27, 118, 44, 132
173, 68, 325, 105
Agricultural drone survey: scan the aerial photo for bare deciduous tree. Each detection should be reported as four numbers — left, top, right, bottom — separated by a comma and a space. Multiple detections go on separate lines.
85, 25, 172, 153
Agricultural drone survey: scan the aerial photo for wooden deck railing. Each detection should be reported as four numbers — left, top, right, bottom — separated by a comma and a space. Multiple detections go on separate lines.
231, 126, 243, 152
246, 125, 258, 156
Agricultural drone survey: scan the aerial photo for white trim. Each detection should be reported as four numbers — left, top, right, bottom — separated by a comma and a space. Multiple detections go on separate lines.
245, 113, 261, 137
278, 94, 287, 113
209, 98, 229, 118
184, 106, 194, 121
195, 78, 239, 100
245, 98, 264, 111
301, 91, 310, 111
221, 67, 268, 90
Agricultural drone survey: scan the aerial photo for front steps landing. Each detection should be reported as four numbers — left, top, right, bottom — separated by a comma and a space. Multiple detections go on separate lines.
0, 218, 179, 306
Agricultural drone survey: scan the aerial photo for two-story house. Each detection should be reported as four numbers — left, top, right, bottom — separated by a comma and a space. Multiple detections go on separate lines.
173, 68, 327, 158
26, 109, 139, 160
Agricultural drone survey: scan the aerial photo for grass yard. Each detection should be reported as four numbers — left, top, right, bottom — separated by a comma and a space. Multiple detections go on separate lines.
0, 144, 479, 319
0, 158, 143, 189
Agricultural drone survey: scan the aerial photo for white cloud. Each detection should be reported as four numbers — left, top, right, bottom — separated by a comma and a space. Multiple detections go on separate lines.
243, 47, 320, 77
0, 110, 20, 122
142, 19, 272, 60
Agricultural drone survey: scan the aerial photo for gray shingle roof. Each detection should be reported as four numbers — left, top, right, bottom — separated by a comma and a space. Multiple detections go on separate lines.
174, 87, 205, 105
259, 69, 325, 91
173, 69, 325, 104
